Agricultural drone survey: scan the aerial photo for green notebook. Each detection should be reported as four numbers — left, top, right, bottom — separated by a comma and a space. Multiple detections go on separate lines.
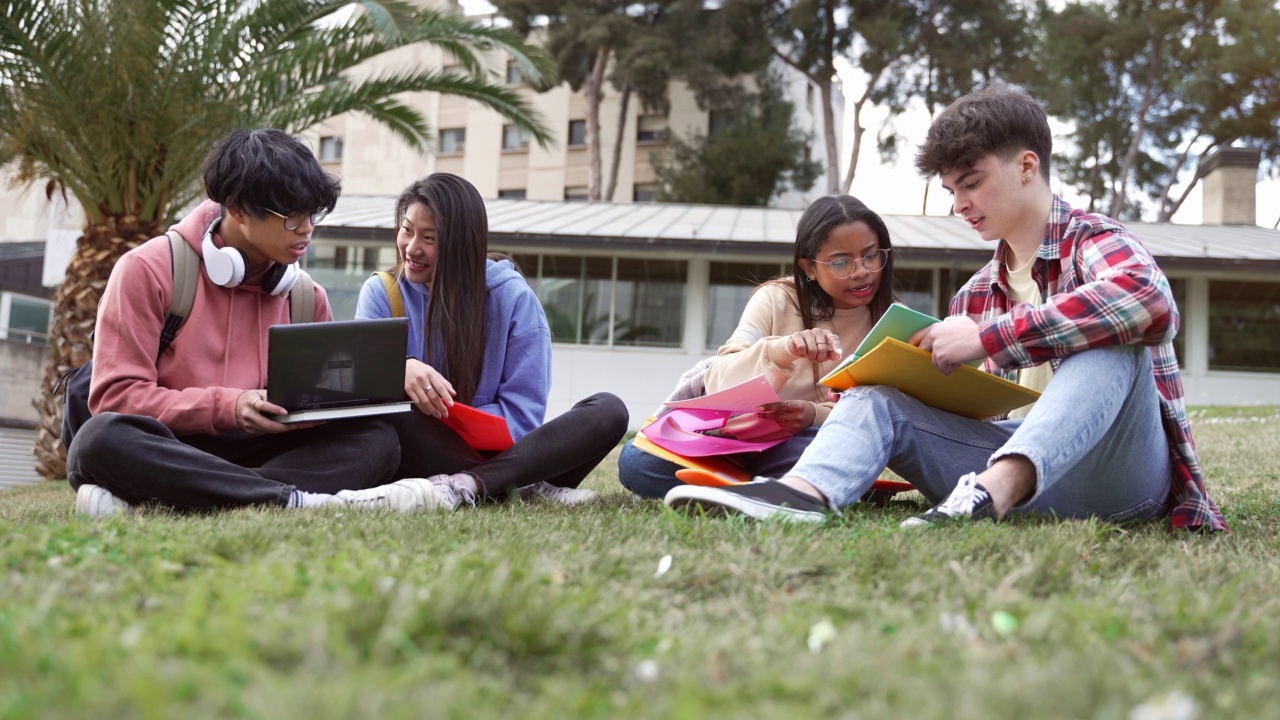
821, 303, 939, 384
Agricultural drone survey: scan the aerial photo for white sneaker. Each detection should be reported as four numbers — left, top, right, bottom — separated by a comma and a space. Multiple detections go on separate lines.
428, 473, 479, 511
337, 477, 451, 513
75, 484, 132, 518
518, 481, 599, 506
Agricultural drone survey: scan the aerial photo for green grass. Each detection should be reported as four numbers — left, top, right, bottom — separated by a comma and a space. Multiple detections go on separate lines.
3, 410, 1280, 719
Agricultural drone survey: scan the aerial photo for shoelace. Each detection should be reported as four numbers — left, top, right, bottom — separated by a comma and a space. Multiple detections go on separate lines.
932, 473, 987, 517
434, 480, 477, 509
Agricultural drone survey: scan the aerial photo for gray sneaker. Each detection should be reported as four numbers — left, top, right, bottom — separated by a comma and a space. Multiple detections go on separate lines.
518, 481, 598, 506
75, 484, 133, 518
428, 473, 480, 511
337, 477, 451, 512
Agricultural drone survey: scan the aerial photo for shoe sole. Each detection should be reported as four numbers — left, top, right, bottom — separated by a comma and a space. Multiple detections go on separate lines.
665, 485, 826, 523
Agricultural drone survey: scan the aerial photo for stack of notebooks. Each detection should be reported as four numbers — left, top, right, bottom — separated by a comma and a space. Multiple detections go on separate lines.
635, 303, 1041, 491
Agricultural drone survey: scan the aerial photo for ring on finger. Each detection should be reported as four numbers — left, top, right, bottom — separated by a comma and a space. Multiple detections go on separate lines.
426, 385, 436, 395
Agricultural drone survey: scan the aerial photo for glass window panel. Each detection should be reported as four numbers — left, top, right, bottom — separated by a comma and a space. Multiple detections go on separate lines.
502, 125, 530, 150
706, 261, 786, 348
439, 128, 466, 154
497, 189, 527, 199
500, 252, 540, 286
537, 256, 612, 345
615, 258, 685, 348
301, 243, 387, 320
892, 268, 935, 316
1208, 279, 1280, 373
3, 293, 52, 343
1169, 277, 1186, 367
568, 119, 587, 147
637, 115, 667, 143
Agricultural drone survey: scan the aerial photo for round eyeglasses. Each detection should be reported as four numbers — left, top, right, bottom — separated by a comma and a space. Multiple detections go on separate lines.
810, 248, 890, 278
265, 208, 330, 231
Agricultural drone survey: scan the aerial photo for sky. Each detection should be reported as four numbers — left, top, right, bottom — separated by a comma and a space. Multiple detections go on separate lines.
459, 0, 1279, 228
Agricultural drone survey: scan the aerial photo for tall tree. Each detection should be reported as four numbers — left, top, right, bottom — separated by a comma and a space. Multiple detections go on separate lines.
1034, 0, 1280, 221
0, 0, 553, 478
652, 73, 821, 206
491, 0, 634, 201
855, 0, 1033, 205
738, 0, 852, 195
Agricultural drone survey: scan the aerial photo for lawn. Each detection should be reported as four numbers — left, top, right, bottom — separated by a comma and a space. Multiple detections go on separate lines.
2, 410, 1279, 720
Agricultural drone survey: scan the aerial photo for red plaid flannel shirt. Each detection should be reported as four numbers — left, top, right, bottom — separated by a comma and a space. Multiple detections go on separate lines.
950, 196, 1227, 532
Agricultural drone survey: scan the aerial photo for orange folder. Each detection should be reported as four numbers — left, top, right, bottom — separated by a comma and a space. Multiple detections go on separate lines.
820, 337, 1040, 420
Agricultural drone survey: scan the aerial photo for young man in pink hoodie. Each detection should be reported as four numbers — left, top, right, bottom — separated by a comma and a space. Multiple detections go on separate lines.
69, 129, 460, 516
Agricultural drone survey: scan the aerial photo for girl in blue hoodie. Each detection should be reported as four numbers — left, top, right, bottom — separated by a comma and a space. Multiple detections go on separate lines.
355, 173, 628, 509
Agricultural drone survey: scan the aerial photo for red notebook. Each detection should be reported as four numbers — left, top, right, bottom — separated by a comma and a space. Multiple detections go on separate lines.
441, 403, 515, 452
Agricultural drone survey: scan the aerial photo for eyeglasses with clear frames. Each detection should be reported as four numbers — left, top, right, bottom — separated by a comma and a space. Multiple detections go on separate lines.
810, 248, 890, 278
265, 208, 329, 231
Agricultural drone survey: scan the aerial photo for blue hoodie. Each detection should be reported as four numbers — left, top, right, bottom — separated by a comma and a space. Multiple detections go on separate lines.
355, 258, 552, 440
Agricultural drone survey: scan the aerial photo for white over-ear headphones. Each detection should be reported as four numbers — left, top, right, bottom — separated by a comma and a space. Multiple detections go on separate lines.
201, 215, 299, 296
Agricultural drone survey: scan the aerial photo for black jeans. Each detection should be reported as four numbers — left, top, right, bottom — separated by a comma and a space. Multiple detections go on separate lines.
67, 412, 400, 510
392, 392, 629, 497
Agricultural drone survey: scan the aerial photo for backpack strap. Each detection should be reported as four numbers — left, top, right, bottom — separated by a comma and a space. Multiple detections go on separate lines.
375, 271, 406, 318
158, 230, 200, 358
289, 270, 316, 323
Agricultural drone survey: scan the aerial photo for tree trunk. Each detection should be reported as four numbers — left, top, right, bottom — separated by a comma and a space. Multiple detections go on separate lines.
819, 0, 839, 196
585, 45, 610, 202
1110, 46, 1163, 219
841, 70, 882, 193
33, 218, 160, 478
1156, 136, 1213, 222
605, 83, 633, 202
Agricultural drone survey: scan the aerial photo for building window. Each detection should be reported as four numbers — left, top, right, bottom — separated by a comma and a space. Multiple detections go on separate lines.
705, 262, 788, 349
0, 291, 53, 344
503, 253, 685, 348
502, 124, 530, 151
497, 189, 527, 199
505, 59, 523, 85
709, 110, 735, 138
637, 115, 667, 143
302, 244, 395, 320
439, 128, 466, 155
1208, 279, 1280, 373
1170, 277, 1187, 367
568, 119, 587, 147
892, 268, 936, 316
564, 186, 589, 202
319, 135, 343, 161
633, 184, 659, 203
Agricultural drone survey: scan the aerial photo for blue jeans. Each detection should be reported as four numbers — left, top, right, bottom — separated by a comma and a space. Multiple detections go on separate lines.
618, 427, 820, 499
789, 345, 1171, 522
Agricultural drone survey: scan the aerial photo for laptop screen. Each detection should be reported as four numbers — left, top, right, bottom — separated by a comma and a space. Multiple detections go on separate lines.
267, 318, 409, 411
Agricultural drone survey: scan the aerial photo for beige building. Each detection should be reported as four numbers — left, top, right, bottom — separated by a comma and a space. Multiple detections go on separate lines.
300, 9, 841, 208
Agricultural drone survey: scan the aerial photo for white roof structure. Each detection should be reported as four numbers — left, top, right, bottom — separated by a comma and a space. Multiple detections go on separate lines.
318, 195, 1280, 270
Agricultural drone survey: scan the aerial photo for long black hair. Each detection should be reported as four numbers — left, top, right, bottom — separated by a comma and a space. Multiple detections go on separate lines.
392, 173, 488, 404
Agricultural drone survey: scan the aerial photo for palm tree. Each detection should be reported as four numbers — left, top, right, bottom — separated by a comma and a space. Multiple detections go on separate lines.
0, 0, 554, 478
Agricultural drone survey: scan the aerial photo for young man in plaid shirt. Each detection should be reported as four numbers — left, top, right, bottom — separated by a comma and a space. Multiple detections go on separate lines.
665, 85, 1227, 532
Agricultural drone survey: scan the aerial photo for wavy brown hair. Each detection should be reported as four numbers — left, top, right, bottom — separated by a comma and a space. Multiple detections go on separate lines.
393, 173, 488, 403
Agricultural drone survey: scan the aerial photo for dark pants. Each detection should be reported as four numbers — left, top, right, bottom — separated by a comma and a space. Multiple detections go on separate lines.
393, 392, 629, 498
616, 427, 820, 499
66, 412, 400, 510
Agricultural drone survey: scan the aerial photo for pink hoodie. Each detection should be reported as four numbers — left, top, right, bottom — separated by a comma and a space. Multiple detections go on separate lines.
89, 200, 332, 434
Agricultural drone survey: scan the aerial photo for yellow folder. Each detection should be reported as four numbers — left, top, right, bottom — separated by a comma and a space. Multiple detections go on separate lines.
819, 337, 1040, 420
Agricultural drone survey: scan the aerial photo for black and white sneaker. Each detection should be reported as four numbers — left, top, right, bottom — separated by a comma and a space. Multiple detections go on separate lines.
664, 478, 830, 523
901, 472, 997, 528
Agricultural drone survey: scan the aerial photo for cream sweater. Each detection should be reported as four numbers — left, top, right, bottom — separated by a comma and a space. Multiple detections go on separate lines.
703, 280, 873, 427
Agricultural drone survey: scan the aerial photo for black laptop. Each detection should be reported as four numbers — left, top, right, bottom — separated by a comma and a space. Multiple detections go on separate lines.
267, 318, 412, 423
